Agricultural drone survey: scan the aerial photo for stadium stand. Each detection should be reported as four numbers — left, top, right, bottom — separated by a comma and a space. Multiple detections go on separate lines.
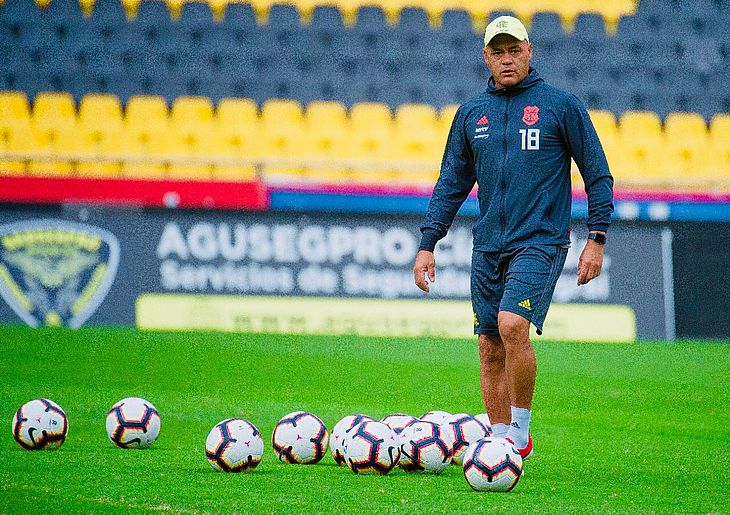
0, 0, 728, 189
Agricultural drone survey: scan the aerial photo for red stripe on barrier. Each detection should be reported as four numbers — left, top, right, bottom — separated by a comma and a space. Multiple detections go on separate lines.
0, 176, 269, 210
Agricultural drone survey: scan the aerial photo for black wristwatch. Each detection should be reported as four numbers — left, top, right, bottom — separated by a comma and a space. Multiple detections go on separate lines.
588, 232, 607, 245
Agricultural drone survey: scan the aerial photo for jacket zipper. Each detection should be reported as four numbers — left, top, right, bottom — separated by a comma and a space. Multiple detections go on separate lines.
499, 95, 510, 250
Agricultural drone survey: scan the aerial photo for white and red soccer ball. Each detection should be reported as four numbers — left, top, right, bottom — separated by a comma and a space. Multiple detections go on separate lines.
398, 420, 453, 474
272, 411, 329, 464
344, 420, 400, 475
420, 410, 454, 426
462, 437, 523, 492
206, 418, 264, 473
330, 414, 374, 465
106, 397, 161, 449
449, 413, 490, 466
12, 399, 68, 450
380, 413, 418, 435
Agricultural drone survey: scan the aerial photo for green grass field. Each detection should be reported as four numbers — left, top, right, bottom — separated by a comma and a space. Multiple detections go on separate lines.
0, 326, 728, 513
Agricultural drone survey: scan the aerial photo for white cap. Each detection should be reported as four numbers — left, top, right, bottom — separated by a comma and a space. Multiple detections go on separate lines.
484, 16, 530, 48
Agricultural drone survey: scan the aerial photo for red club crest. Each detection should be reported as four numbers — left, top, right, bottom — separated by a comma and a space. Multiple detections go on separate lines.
522, 106, 540, 126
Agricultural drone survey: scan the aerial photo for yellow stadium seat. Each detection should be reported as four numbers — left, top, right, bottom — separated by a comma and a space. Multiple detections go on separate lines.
710, 114, 730, 151
214, 100, 261, 180
664, 112, 707, 146
28, 124, 83, 177
588, 109, 618, 141
125, 95, 170, 129
261, 99, 303, 126
121, 128, 169, 179
217, 97, 259, 127
662, 112, 710, 180
166, 128, 217, 180
306, 101, 347, 126
302, 101, 349, 171
437, 103, 459, 144
32, 92, 77, 131
0, 91, 31, 122
395, 103, 438, 130
209, 132, 259, 182
350, 102, 392, 130
704, 114, 730, 183
259, 103, 305, 179
0, 122, 33, 175
171, 95, 215, 125
79, 94, 124, 133
618, 111, 664, 183
588, 110, 619, 176
76, 128, 125, 178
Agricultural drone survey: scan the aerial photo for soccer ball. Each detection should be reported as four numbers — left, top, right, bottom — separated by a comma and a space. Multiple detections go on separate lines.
474, 413, 492, 434
462, 437, 523, 492
205, 418, 264, 473
106, 397, 161, 449
380, 413, 418, 435
420, 410, 454, 425
449, 413, 490, 466
344, 420, 400, 475
330, 414, 374, 465
12, 399, 68, 450
272, 411, 329, 464
398, 420, 452, 474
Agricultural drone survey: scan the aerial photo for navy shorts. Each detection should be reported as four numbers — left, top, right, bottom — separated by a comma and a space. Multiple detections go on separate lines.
471, 245, 568, 336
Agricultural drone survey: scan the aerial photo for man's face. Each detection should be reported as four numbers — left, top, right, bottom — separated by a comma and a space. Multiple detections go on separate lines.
483, 34, 533, 88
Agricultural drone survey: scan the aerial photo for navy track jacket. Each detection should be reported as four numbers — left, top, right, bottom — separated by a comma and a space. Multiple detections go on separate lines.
419, 69, 614, 253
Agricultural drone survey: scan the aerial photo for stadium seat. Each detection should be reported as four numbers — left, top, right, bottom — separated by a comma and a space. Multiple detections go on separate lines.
618, 110, 665, 181
76, 126, 125, 177
28, 122, 83, 177
0, 122, 33, 175
170, 95, 215, 129
0, 91, 31, 122
79, 93, 124, 131
299, 101, 349, 180
662, 112, 710, 180
120, 128, 169, 179
125, 95, 170, 129
530, 11, 564, 44
212, 98, 260, 181
32, 92, 77, 131
709, 113, 730, 180
347, 102, 394, 180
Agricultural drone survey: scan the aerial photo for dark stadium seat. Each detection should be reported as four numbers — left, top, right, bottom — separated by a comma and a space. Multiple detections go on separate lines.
179, 1, 215, 45
91, 0, 127, 23
267, 4, 301, 31
354, 6, 388, 33
221, 2, 257, 35
311, 5, 345, 33
398, 7, 430, 36
487, 10, 518, 22
530, 12, 565, 44
573, 13, 607, 43
441, 9, 472, 37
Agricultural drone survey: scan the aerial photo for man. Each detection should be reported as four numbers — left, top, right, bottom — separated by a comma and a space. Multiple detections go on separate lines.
413, 16, 614, 460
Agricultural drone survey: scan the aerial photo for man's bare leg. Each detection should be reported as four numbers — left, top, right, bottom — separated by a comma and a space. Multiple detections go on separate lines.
498, 310, 535, 451
478, 333, 510, 436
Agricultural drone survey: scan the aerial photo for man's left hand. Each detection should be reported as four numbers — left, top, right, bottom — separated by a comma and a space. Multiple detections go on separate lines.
577, 235, 605, 285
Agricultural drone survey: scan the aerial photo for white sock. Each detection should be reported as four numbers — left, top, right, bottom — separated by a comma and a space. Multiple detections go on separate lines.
506, 406, 531, 448
491, 423, 509, 438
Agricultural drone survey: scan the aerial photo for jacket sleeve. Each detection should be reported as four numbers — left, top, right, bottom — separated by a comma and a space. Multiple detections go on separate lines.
418, 106, 477, 251
564, 96, 615, 233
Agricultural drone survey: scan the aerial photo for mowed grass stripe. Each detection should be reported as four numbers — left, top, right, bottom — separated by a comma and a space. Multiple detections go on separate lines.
0, 327, 727, 513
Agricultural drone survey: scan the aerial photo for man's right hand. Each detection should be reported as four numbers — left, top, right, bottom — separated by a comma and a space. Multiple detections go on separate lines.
413, 250, 436, 292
